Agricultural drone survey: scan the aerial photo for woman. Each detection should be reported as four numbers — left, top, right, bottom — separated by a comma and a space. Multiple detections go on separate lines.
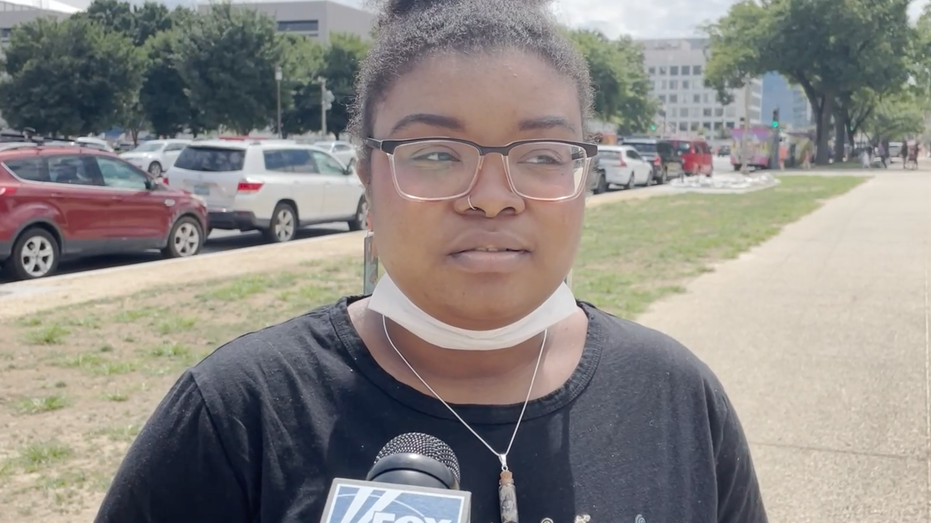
95, 0, 768, 521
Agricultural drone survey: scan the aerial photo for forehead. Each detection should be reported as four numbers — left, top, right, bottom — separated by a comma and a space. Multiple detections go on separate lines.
372, 50, 583, 139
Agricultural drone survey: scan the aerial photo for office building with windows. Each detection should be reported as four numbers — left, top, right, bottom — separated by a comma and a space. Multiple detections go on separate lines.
201, 0, 375, 44
761, 72, 813, 130
0, 0, 82, 46
637, 38, 762, 138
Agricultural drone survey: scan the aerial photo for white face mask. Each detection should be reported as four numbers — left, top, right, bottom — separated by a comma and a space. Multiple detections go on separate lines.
367, 272, 579, 351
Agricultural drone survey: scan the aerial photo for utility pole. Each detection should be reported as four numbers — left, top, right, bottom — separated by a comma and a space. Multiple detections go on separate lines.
321, 77, 328, 138
741, 82, 751, 174
275, 66, 282, 139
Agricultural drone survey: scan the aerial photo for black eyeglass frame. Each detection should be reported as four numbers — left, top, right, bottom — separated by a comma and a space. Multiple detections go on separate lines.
363, 136, 599, 202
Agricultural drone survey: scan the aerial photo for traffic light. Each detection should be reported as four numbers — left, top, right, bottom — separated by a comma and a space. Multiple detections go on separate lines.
771, 108, 780, 128
650, 124, 656, 131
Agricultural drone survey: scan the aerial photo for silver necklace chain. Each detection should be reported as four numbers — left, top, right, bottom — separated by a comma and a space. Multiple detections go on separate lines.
380, 314, 547, 472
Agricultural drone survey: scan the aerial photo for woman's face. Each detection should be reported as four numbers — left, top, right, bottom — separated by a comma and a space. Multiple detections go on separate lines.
367, 50, 588, 330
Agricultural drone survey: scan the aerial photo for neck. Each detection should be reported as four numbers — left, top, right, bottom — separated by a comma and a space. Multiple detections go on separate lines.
383, 316, 546, 383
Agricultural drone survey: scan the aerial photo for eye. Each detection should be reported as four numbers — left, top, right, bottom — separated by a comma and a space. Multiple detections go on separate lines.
519, 149, 566, 166
412, 151, 459, 162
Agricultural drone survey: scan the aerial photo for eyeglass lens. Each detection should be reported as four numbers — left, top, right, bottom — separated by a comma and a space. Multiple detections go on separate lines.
389, 140, 587, 200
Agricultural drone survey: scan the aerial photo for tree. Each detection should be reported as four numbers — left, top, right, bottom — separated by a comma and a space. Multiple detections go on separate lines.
175, 3, 284, 134
140, 29, 197, 138
704, 0, 913, 164
861, 91, 925, 143
133, 1, 173, 46
81, 0, 135, 37
319, 33, 371, 138
279, 34, 326, 136
0, 17, 145, 136
568, 30, 656, 134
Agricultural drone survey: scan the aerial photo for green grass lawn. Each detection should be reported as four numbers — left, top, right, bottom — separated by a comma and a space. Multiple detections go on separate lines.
0, 174, 865, 522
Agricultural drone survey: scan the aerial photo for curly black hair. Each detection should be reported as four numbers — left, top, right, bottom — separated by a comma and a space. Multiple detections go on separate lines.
349, 0, 594, 177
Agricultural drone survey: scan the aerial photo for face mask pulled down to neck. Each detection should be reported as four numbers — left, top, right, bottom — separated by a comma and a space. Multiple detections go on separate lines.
367, 273, 579, 351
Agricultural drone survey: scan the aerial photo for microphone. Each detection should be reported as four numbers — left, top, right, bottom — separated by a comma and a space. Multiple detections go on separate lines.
320, 433, 472, 523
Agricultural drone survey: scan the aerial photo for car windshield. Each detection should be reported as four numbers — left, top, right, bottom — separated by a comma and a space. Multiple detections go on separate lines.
132, 142, 164, 153
676, 142, 692, 153
173, 146, 246, 172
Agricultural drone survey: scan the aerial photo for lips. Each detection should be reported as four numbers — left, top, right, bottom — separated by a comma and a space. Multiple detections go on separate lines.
448, 231, 532, 256
457, 246, 527, 254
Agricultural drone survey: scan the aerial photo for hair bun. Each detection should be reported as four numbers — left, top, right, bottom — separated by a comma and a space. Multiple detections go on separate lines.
370, 0, 553, 19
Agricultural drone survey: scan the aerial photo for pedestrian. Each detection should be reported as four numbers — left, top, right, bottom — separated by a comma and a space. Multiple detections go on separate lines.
94, 0, 769, 522
901, 142, 909, 168
876, 142, 887, 168
860, 146, 871, 168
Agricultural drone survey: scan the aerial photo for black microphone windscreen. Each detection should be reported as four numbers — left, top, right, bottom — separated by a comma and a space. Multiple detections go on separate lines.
374, 433, 461, 484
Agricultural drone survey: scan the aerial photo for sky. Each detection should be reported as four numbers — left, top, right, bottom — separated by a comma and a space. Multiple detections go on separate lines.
131, 0, 931, 40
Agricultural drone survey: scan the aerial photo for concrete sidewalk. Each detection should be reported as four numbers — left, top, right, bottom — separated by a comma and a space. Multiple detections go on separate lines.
638, 171, 931, 521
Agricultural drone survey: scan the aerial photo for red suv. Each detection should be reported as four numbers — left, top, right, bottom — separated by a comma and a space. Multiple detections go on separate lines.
0, 142, 208, 280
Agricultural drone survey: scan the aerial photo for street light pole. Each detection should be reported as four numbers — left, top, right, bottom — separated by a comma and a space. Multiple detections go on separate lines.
321, 77, 328, 138
741, 81, 751, 174
275, 66, 282, 139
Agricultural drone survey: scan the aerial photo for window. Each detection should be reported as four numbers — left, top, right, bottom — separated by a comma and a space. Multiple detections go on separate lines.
661, 80, 667, 90
658, 95, 666, 103
692, 65, 702, 75
726, 121, 736, 129
679, 122, 688, 131
3, 157, 47, 182
693, 94, 701, 104
714, 108, 724, 117
669, 94, 678, 103
679, 107, 689, 117
676, 141, 693, 154
626, 150, 643, 161
96, 157, 149, 190
669, 80, 678, 90
164, 143, 187, 152
174, 147, 245, 172
628, 143, 657, 154
670, 66, 679, 75
277, 20, 319, 32
659, 66, 667, 75
263, 149, 318, 173
702, 108, 712, 117
681, 66, 690, 76
132, 142, 164, 153
703, 93, 711, 104
725, 106, 737, 117
334, 144, 353, 153
47, 156, 100, 186
702, 122, 712, 130
690, 122, 700, 131
311, 151, 347, 176
648, 67, 656, 75
682, 80, 690, 90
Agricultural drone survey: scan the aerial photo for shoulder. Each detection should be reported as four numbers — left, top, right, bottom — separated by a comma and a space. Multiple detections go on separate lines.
188, 299, 352, 401
583, 302, 732, 421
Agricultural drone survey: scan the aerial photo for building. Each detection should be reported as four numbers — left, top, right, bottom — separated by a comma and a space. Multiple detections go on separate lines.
761, 72, 813, 130
0, 0, 82, 46
199, 0, 374, 44
637, 37, 763, 139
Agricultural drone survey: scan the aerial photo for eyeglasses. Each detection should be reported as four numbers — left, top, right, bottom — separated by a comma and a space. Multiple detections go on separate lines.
364, 137, 598, 202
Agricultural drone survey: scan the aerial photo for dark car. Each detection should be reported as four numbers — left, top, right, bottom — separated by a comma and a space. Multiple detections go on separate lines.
0, 140, 208, 280
619, 138, 683, 184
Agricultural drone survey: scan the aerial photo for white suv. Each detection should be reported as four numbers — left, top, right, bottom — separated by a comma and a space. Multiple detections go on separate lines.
165, 139, 366, 243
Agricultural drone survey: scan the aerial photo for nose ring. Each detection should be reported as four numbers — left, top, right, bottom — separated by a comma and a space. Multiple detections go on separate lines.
467, 195, 476, 211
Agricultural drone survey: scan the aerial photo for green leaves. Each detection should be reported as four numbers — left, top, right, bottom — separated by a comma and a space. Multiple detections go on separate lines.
567, 30, 656, 134
0, 16, 144, 136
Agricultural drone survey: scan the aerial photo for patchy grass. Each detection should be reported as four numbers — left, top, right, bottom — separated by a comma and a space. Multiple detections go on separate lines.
0, 175, 864, 522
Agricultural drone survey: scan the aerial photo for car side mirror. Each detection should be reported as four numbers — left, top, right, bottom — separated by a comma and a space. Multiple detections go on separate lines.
344, 165, 354, 175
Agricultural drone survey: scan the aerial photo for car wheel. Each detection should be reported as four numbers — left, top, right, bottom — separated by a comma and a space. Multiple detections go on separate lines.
595, 171, 608, 194
5, 227, 59, 281
265, 203, 297, 243
348, 197, 367, 231
148, 162, 163, 177
162, 216, 203, 258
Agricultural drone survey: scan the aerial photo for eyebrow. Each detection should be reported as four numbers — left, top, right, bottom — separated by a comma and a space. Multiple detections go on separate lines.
388, 113, 577, 135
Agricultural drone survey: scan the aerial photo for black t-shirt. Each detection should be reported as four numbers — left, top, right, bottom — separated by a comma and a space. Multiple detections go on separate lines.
95, 297, 768, 523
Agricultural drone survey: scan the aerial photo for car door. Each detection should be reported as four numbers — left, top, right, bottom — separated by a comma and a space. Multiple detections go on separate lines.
310, 150, 363, 218
270, 149, 326, 223
626, 150, 650, 185
40, 155, 115, 254
92, 155, 171, 245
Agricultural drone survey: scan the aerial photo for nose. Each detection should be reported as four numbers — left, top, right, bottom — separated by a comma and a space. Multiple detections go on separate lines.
465, 153, 525, 217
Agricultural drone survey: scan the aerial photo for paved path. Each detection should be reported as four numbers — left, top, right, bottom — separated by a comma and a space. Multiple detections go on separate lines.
638, 170, 931, 521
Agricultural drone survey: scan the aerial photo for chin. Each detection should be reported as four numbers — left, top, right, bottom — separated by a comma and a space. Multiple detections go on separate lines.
438, 283, 546, 328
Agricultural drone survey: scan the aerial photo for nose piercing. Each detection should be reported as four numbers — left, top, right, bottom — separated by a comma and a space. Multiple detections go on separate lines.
468, 195, 476, 211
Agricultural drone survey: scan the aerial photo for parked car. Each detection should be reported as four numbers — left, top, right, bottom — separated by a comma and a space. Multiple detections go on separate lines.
593, 145, 654, 190
164, 140, 366, 243
0, 142, 207, 281
119, 139, 191, 177
314, 140, 358, 169
620, 138, 683, 184
668, 138, 714, 176
717, 145, 731, 157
